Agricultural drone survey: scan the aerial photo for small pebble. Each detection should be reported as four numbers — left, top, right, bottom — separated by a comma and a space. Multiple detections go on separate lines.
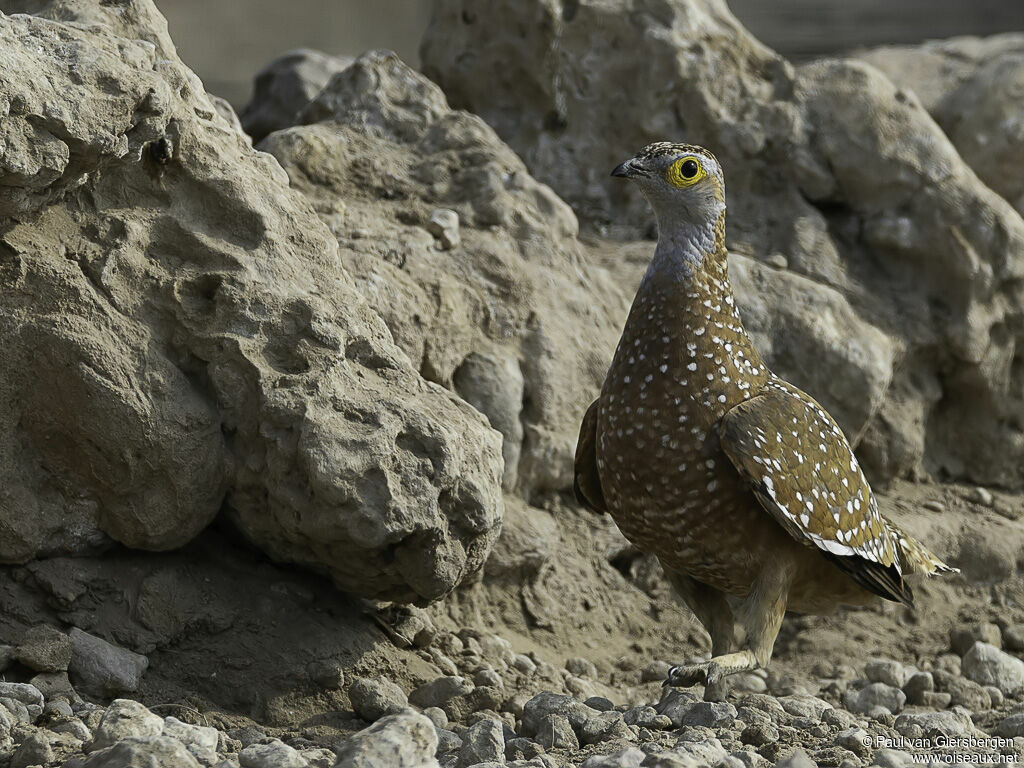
426, 208, 460, 250
970, 487, 994, 506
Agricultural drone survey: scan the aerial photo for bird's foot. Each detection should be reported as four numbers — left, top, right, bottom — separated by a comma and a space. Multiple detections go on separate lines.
663, 660, 724, 689
663, 661, 729, 701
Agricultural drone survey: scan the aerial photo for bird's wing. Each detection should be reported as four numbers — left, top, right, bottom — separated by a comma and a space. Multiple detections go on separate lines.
719, 380, 912, 606
573, 399, 607, 515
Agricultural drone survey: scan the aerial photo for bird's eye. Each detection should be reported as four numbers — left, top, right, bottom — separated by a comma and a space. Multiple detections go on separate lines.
667, 156, 706, 188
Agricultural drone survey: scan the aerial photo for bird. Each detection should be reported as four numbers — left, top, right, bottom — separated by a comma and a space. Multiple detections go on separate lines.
574, 141, 957, 696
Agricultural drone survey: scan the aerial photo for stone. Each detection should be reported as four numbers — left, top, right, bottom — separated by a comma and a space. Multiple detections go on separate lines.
950, 623, 1002, 655
44, 700, 75, 719
11, 731, 55, 768
534, 713, 578, 750
622, 706, 670, 730
520, 692, 599, 737
348, 676, 409, 722
739, 723, 778, 747
472, 669, 503, 689
680, 701, 737, 729
858, 35, 1024, 216
578, 711, 631, 745
476, 635, 515, 669
68, 628, 148, 698
996, 712, 1024, 739
31, 671, 78, 702
843, 683, 906, 715
459, 717, 504, 765
306, 660, 345, 690
410, 677, 475, 710
380, 605, 437, 649
15, 624, 72, 672
163, 716, 219, 766
505, 737, 545, 761
864, 659, 907, 689
731, 674, 768, 694
240, 49, 353, 142
421, 0, 1024, 489
263, 48, 625, 503
299, 748, 336, 768
239, 739, 309, 768
81, 735, 202, 767
0, 683, 43, 721
89, 699, 165, 751
580, 748, 645, 768
920, 691, 953, 709
777, 694, 832, 721
834, 728, 871, 758
427, 208, 461, 250
984, 685, 1004, 707
584, 697, 614, 712
893, 710, 973, 739
333, 710, 439, 768
0, 697, 30, 726
0, 8, 503, 602
932, 669, 990, 710
436, 727, 463, 754
424, 707, 448, 729
902, 672, 934, 705
662, 733, 729, 764
1004, 625, 1024, 653
773, 750, 816, 768
641, 661, 672, 683
971, 487, 995, 506
565, 657, 598, 679
962, 642, 1024, 694
512, 655, 537, 675
52, 718, 93, 744
872, 749, 915, 768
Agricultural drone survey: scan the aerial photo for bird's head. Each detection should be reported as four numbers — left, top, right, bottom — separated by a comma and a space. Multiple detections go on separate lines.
612, 142, 725, 230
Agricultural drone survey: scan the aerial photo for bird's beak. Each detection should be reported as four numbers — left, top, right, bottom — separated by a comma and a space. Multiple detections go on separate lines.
611, 158, 639, 179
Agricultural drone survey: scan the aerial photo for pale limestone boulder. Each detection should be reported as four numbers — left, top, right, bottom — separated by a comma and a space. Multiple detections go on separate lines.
0, 2, 503, 602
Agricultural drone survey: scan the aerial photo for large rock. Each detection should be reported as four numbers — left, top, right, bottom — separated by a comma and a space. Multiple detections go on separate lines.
259, 49, 628, 497
421, 0, 1024, 488
240, 49, 353, 142
0, 1, 503, 602
68, 628, 148, 698
857, 34, 1024, 214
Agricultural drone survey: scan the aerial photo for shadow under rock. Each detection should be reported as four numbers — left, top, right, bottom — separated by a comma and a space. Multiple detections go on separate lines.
0, 522, 404, 729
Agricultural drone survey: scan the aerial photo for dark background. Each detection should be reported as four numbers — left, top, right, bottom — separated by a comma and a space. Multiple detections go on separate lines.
160, 0, 1024, 107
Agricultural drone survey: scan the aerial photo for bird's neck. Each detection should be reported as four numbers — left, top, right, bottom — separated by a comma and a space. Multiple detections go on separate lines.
623, 208, 757, 366
641, 210, 726, 289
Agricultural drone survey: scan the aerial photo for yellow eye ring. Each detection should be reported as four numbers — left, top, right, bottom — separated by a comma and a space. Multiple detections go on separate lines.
666, 156, 706, 188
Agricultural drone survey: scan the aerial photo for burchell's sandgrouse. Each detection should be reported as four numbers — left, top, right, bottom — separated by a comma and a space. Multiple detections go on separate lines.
574, 142, 957, 694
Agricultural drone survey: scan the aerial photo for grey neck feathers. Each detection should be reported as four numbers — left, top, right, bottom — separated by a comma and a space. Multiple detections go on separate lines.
642, 212, 719, 285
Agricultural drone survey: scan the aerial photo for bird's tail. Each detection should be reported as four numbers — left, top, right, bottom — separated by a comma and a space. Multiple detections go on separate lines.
885, 520, 959, 576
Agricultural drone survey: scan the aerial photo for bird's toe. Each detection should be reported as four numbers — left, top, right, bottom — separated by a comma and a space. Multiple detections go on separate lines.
663, 663, 710, 688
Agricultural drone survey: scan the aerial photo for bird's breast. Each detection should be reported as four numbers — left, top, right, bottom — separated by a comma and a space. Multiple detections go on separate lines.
593, 272, 774, 588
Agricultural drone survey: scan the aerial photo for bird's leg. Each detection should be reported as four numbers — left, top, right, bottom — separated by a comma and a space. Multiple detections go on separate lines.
665, 565, 789, 698
660, 566, 736, 700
